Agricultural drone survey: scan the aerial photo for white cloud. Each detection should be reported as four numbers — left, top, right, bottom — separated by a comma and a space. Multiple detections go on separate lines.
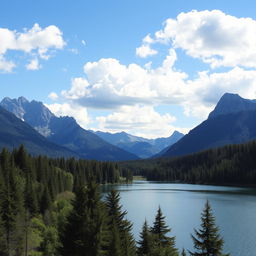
136, 44, 158, 58
48, 92, 59, 100
61, 53, 187, 109
150, 10, 256, 68
82, 40, 86, 46
143, 34, 154, 44
96, 105, 189, 139
0, 23, 65, 71
26, 58, 41, 70
0, 56, 15, 73
46, 102, 90, 129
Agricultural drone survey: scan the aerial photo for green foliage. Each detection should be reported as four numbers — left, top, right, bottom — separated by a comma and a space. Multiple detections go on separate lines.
123, 140, 256, 186
0, 146, 125, 255
60, 182, 106, 256
105, 190, 136, 256
189, 201, 229, 256
151, 207, 178, 256
137, 220, 154, 256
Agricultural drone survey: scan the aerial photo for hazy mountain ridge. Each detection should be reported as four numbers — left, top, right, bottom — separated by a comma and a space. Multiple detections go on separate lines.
161, 93, 256, 158
94, 130, 184, 158
0, 97, 138, 161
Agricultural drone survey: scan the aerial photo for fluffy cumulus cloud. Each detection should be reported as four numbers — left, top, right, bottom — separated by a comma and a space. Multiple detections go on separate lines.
46, 102, 90, 129
0, 23, 65, 72
95, 105, 187, 139
147, 10, 256, 68
61, 51, 187, 109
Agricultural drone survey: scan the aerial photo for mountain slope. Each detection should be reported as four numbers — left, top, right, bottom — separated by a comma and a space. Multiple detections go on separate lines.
208, 93, 256, 119
1, 97, 138, 161
162, 93, 256, 158
0, 106, 78, 158
94, 130, 184, 158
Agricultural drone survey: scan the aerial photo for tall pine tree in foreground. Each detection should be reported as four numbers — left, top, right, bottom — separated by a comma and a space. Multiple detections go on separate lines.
105, 190, 136, 256
137, 220, 154, 256
60, 182, 105, 256
189, 200, 229, 256
151, 207, 178, 256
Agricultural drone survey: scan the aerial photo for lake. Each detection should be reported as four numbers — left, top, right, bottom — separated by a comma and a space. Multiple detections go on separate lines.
101, 181, 256, 256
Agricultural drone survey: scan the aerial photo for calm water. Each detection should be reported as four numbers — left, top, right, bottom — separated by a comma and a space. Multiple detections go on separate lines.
101, 181, 256, 256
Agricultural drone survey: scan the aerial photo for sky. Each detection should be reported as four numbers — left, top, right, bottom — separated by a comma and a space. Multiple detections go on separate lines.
1, 0, 256, 138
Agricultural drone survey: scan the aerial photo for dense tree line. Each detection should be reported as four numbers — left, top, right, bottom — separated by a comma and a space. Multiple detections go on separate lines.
0, 145, 130, 255
124, 140, 256, 185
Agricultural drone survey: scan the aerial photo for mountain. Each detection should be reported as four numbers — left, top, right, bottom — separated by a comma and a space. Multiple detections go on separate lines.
94, 130, 184, 158
208, 93, 256, 119
1, 96, 54, 136
0, 106, 78, 158
1, 97, 138, 161
161, 93, 256, 158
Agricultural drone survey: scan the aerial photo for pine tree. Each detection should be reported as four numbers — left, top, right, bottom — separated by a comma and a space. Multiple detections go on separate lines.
105, 190, 136, 256
40, 186, 51, 214
60, 182, 105, 256
24, 173, 38, 216
0, 149, 26, 256
107, 222, 122, 256
189, 200, 229, 256
151, 207, 178, 256
0, 169, 8, 256
137, 220, 154, 256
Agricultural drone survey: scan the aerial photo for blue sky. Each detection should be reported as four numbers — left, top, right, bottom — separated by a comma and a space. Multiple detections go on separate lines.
1, 0, 256, 138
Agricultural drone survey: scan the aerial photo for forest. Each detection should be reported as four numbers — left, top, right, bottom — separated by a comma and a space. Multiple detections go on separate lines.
123, 140, 256, 186
0, 145, 229, 255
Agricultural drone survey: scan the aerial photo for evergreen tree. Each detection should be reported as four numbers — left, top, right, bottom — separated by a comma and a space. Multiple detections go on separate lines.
24, 173, 38, 216
105, 190, 136, 256
0, 151, 25, 256
189, 200, 229, 256
151, 207, 178, 256
60, 182, 105, 256
40, 186, 51, 214
137, 220, 154, 256
0, 170, 8, 256
107, 222, 122, 256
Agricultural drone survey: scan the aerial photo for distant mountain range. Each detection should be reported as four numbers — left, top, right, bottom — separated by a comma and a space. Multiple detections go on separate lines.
0, 106, 77, 158
6, 92, 255, 161
161, 93, 256, 158
94, 130, 184, 158
0, 97, 138, 161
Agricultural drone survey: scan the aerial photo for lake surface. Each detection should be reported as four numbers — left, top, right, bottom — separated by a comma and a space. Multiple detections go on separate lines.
101, 181, 256, 256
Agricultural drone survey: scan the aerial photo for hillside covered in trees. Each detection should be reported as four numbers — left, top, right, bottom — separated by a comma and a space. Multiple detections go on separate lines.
123, 140, 256, 186
0, 145, 131, 255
